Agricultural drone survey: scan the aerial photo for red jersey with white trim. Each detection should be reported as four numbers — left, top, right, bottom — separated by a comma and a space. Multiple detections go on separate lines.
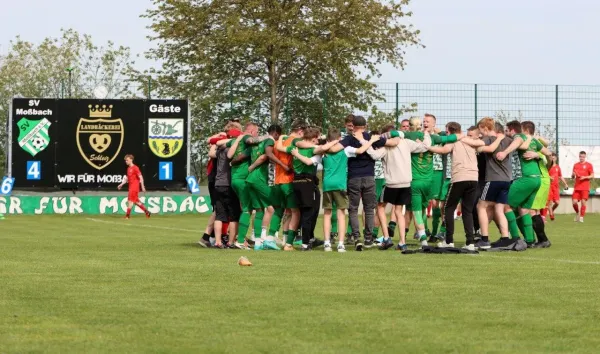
573, 162, 594, 191
127, 165, 142, 190
549, 165, 561, 188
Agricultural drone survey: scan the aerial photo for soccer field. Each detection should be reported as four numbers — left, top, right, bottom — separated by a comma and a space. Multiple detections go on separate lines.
1, 214, 600, 353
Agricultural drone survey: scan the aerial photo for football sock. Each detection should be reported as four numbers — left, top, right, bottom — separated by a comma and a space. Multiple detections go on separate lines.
135, 202, 147, 213
254, 211, 265, 238
522, 214, 535, 244
126, 208, 132, 217
222, 222, 229, 235
373, 227, 379, 238
432, 208, 441, 235
268, 208, 284, 236
532, 215, 548, 242
414, 210, 424, 227
260, 227, 267, 239
482, 236, 489, 242
581, 205, 587, 217
388, 221, 397, 237
422, 209, 429, 231
202, 233, 210, 242
285, 230, 295, 245
540, 208, 548, 217
505, 211, 520, 239
237, 212, 251, 243
573, 203, 579, 214
516, 217, 526, 239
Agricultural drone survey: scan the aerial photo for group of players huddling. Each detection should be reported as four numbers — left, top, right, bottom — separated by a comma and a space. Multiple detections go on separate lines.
192, 114, 594, 252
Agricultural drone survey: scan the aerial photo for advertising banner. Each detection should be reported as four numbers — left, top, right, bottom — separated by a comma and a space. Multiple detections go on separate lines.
0, 195, 212, 215
11, 99, 189, 190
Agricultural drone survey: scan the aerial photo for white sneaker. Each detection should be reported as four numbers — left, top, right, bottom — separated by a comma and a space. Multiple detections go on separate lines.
437, 241, 455, 248
579, 217, 584, 223
337, 244, 346, 253
420, 240, 428, 247
462, 244, 476, 251
324, 244, 332, 252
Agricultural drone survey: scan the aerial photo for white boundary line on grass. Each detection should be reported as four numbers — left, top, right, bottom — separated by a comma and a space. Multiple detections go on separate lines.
484, 255, 600, 265
86, 218, 199, 233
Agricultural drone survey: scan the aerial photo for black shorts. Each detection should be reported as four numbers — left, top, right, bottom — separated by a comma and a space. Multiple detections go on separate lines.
293, 178, 318, 209
208, 181, 216, 208
381, 186, 411, 206
480, 181, 510, 205
214, 186, 241, 222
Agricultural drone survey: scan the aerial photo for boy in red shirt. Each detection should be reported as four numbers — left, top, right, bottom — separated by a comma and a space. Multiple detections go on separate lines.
547, 152, 568, 220
572, 151, 594, 222
118, 154, 151, 219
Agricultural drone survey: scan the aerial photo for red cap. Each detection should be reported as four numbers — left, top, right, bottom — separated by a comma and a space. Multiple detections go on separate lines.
227, 129, 242, 138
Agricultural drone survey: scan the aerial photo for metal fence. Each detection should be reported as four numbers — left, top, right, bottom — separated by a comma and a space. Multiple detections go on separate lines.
371, 83, 600, 150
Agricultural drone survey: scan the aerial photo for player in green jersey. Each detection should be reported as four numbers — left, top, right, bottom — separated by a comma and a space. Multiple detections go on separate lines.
246, 125, 285, 251
496, 121, 552, 246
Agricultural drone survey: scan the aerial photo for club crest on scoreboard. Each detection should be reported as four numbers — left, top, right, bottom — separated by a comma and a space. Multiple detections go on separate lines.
148, 118, 184, 158
17, 117, 52, 157
76, 104, 124, 170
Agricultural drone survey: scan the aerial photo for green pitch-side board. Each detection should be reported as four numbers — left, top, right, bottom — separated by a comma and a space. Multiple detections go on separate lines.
0, 195, 212, 215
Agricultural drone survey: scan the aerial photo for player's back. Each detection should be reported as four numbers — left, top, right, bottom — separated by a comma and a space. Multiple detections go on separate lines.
275, 136, 295, 185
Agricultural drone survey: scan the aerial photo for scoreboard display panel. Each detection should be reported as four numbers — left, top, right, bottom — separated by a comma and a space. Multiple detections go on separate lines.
10, 98, 189, 190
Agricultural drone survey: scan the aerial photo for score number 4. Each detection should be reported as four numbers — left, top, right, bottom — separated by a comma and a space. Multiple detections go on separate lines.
27, 161, 41, 180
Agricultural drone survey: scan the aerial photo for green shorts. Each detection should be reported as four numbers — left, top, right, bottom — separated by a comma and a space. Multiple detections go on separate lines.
375, 178, 386, 203
269, 185, 283, 208
279, 183, 298, 209
323, 190, 349, 210
411, 179, 432, 212
247, 182, 271, 209
508, 176, 542, 210
440, 178, 451, 202
232, 178, 251, 212
430, 170, 444, 200
531, 177, 550, 210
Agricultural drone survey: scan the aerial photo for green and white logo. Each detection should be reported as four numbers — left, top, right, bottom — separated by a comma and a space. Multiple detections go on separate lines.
17, 118, 52, 157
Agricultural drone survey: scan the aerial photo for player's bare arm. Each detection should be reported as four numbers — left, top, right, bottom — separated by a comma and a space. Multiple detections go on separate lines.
460, 137, 485, 148
327, 142, 344, 153
248, 155, 268, 172
429, 143, 453, 155
230, 152, 249, 166
294, 140, 317, 149
313, 140, 339, 155
265, 144, 289, 172
117, 176, 128, 190
227, 135, 244, 159
496, 135, 524, 160
353, 135, 380, 154
208, 144, 218, 159
477, 134, 505, 153
139, 174, 146, 192
245, 135, 270, 146
215, 138, 231, 147
291, 148, 315, 166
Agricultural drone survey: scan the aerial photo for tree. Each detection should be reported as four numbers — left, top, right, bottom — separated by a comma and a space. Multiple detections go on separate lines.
366, 104, 417, 132
0, 29, 139, 176
143, 0, 422, 125
494, 110, 568, 152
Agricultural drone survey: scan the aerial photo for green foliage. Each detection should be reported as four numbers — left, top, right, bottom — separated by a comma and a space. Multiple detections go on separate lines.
142, 0, 421, 180
0, 29, 140, 172
367, 103, 418, 132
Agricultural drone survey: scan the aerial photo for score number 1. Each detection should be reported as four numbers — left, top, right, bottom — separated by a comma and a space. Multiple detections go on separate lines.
159, 162, 173, 181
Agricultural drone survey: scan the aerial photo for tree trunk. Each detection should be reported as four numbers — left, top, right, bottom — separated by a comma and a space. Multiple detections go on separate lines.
268, 60, 278, 122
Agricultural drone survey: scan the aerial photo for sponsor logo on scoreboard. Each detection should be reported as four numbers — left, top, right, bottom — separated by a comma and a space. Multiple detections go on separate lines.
76, 104, 124, 170
148, 118, 184, 158
17, 117, 52, 157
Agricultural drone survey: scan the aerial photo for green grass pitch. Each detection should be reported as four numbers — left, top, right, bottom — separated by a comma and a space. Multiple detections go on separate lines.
1, 214, 600, 353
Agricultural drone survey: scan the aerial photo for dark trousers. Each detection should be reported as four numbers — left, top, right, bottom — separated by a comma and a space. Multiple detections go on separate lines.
444, 181, 478, 245
348, 176, 376, 240
473, 181, 485, 232
294, 177, 321, 245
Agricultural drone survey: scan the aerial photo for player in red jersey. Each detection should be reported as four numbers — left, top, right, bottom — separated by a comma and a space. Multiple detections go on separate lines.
547, 152, 568, 221
571, 151, 594, 222
117, 154, 151, 219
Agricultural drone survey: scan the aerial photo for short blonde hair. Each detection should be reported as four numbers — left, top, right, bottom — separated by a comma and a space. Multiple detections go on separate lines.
409, 117, 422, 132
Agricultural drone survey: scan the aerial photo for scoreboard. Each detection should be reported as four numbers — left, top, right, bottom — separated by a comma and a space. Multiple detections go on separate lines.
9, 98, 190, 190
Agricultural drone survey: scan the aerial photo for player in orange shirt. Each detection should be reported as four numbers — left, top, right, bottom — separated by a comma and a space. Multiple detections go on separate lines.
117, 154, 151, 219
572, 151, 594, 222
547, 153, 568, 221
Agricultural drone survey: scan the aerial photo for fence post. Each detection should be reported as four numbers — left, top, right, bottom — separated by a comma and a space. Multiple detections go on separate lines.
555, 85, 559, 155
474, 83, 478, 125
395, 82, 399, 129
148, 77, 152, 99
61, 79, 65, 99
284, 86, 290, 130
